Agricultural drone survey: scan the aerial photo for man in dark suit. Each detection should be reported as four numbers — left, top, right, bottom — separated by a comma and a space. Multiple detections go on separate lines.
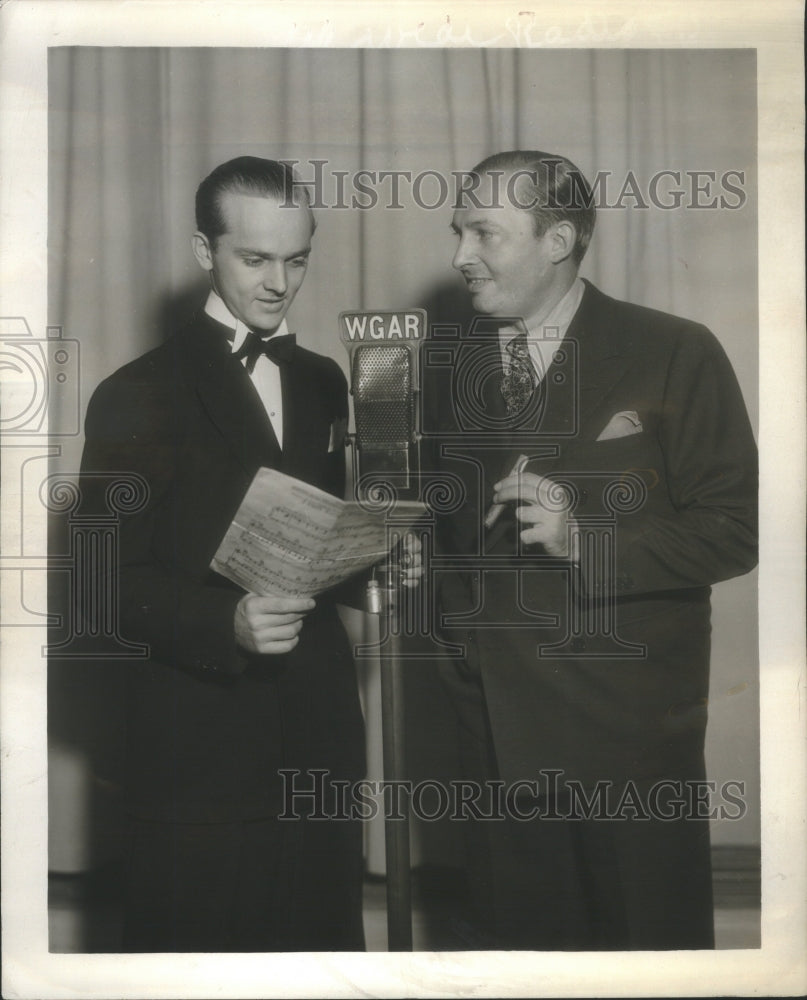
424, 150, 757, 950
79, 157, 419, 951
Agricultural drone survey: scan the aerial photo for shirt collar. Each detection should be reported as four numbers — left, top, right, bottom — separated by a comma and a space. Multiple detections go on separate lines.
204, 289, 290, 352
498, 276, 585, 350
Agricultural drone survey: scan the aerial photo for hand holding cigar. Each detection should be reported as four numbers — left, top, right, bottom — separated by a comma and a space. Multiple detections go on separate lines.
484, 454, 530, 528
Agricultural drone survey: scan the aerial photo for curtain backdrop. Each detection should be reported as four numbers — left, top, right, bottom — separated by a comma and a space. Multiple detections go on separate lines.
47, 47, 759, 873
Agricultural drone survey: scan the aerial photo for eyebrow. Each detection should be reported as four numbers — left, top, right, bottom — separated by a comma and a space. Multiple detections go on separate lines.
450, 219, 501, 234
233, 246, 312, 260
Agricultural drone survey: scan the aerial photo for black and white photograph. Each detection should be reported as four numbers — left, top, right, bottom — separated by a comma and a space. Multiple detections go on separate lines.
1, 2, 804, 997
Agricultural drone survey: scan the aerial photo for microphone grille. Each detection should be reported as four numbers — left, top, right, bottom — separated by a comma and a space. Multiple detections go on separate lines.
353, 345, 413, 445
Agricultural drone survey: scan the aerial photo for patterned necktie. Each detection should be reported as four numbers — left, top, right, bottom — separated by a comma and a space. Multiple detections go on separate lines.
233, 330, 296, 372
500, 332, 536, 416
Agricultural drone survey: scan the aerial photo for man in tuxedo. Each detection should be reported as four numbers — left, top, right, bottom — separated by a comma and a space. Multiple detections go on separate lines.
79, 157, 418, 951
425, 150, 757, 949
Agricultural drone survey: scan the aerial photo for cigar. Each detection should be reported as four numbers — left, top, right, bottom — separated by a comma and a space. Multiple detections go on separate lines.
484, 454, 530, 529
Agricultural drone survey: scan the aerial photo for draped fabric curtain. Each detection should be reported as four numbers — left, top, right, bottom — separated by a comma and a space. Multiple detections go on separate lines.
49, 47, 757, 442
47, 47, 758, 872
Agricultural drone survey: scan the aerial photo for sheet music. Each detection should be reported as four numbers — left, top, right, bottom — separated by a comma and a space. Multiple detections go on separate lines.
210, 468, 425, 597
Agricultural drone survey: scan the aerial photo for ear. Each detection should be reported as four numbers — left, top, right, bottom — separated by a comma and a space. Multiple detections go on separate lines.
548, 220, 576, 264
191, 232, 214, 272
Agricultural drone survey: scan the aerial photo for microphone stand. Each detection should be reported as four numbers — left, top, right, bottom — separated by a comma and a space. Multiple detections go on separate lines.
365, 561, 413, 952
339, 314, 426, 952
344, 436, 413, 952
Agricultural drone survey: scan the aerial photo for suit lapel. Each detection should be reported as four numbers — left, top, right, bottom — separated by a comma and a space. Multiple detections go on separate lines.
571, 282, 636, 429
469, 285, 632, 485
541, 281, 637, 466
483, 282, 635, 548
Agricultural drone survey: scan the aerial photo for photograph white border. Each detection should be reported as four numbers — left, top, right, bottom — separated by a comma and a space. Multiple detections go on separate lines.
1, 1, 804, 996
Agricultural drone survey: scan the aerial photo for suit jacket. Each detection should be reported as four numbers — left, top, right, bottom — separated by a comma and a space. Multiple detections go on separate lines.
425, 280, 757, 789
79, 311, 365, 822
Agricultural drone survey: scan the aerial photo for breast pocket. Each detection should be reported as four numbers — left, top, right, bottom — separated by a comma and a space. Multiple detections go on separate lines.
590, 428, 650, 458
557, 432, 663, 516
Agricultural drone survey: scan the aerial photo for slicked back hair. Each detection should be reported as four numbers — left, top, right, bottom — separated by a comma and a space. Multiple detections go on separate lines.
195, 156, 313, 244
470, 150, 596, 264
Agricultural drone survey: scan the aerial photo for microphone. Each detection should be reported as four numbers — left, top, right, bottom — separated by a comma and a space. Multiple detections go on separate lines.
340, 311, 427, 949
339, 310, 425, 501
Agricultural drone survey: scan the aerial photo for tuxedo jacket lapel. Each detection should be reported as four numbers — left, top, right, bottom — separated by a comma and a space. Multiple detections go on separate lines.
278, 344, 317, 478
183, 314, 282, 475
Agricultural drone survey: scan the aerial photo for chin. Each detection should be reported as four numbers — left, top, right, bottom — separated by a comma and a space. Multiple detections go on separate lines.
251, 317, 284, 333
469, 295, 496, 316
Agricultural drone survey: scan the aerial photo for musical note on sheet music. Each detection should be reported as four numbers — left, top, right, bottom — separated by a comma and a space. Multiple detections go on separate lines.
210, 468, 425, 597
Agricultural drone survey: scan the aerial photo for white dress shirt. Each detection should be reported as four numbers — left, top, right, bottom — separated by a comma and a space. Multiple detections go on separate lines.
498, 277, 585, 384
205, 289, 285, 448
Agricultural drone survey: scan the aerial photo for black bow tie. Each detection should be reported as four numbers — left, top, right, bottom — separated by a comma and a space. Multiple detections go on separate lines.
233, 330, 297, 372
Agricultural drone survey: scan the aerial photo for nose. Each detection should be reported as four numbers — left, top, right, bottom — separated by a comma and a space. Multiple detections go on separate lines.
261, 260, 287, 295
452, 233, 474, 271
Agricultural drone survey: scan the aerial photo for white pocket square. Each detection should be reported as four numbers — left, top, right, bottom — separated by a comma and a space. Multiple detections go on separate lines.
596, 411, 643, 441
